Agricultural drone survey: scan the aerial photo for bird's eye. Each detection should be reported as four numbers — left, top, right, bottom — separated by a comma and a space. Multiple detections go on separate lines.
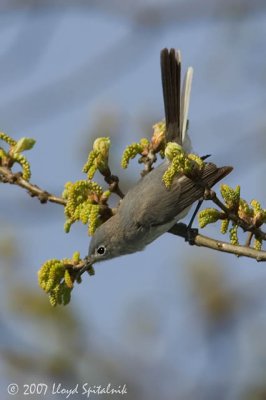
96, 245, 106, 256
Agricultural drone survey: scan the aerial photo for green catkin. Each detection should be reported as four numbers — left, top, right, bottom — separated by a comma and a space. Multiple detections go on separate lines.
198, 208, 222, 228
12, 153, 31, 180
220, 184, 240, 209
229, 224, 239, 245
121, 142, 143, 168
0, 132, 16, 146
220, 219, 229, 234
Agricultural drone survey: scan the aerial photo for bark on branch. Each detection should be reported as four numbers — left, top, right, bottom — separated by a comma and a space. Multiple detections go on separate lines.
169, 223, 266, 261
0, 165, 66, 205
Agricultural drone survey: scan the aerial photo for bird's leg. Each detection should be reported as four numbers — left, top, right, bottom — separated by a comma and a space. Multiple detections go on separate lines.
183, 199, 202, 244
187, 199, 203, 230
168, 200, 203, 244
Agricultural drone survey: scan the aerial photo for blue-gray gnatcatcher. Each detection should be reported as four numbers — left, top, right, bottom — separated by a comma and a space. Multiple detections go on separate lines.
84, 48, 232, 269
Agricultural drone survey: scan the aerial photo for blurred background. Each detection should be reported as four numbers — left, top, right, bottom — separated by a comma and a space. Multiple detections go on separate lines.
1, 1, 266, 399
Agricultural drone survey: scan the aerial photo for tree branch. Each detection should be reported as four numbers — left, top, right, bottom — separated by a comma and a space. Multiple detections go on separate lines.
102, 167, 125, 198
204, 188, 266, 241
0, 165, 66, 205
169, 223, 266, 261
194, 233, 266, 261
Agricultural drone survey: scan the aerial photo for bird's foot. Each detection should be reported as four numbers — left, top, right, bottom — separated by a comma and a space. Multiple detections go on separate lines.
185, 226, 198, 245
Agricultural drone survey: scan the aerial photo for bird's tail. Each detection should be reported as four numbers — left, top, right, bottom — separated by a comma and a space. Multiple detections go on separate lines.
160, 48, 193, 150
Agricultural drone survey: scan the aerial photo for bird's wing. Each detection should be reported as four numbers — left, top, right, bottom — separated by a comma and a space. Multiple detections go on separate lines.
123, 162, 232, 228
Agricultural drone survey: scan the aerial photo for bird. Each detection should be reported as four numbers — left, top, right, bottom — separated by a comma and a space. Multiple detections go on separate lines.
83, 48, 232, 269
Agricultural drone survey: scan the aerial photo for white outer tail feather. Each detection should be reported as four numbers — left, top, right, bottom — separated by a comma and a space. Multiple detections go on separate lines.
181, 66, 193, 152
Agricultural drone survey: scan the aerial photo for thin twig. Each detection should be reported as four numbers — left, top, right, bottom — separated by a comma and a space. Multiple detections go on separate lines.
245, 232, 254, 247
140, 150, 157, 177
65, 260, 95, 279
104, 172, 125, 198
205, 188, 266, 241
0, 165, 66, 205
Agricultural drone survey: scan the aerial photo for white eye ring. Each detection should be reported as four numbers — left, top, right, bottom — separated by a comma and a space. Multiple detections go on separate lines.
96, 245, 106, 256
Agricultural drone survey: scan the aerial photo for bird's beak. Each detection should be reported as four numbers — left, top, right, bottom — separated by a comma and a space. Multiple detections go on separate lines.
76, 256, 94, 280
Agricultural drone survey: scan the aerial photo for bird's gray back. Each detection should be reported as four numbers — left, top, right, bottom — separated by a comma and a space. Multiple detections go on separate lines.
118, 161, 228, 229
118, 161, 183, 227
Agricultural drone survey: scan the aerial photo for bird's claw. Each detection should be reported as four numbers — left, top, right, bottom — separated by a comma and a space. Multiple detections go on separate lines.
185, 227, 198, 245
